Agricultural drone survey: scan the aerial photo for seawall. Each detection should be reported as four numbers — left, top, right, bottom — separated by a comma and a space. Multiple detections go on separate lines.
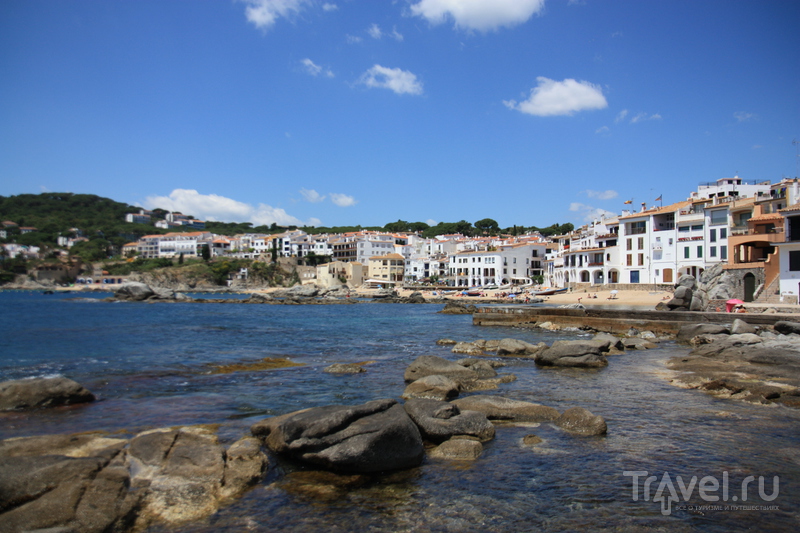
472, 305, 799, 335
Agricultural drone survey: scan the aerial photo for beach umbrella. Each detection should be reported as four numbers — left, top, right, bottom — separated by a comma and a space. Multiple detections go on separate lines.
726, 299, 744, 313
610, 290, 618, 294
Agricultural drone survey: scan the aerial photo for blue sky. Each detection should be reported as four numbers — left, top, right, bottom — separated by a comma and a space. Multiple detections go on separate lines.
1, 0, 798, 229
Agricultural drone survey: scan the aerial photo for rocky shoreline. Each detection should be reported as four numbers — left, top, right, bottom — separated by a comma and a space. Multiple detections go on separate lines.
1, 337, 613, 532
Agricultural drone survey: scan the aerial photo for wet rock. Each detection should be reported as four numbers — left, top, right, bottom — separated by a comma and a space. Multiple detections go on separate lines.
436, 338, 457, 345
451, 395, 560, 422
404, 355, 479, 384
251, 399, 424, 473
534, 341, 608, 368
496, 338, 529, 356
220, 437, 269, 500
522, 434, 543, 446
323, 363, 366, 374
407, 291, 426, 304
622, 338, 658, 350
271, 285, 319, 299
427, 437, 483, 460
403, 398, 495, 443
402, 375, 460, 401
461, 360, 498, 379
0, 376, 96, 411
555, 407, 608, 436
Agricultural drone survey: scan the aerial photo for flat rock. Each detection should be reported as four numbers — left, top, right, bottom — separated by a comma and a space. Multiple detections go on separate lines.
451, 395, 560, 422
677, 323, 729, 343
404, 355, 479, 383
323, 363, 366, 374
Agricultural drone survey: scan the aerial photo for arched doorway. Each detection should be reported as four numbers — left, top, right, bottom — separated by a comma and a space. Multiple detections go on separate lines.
743, 273, 756, 302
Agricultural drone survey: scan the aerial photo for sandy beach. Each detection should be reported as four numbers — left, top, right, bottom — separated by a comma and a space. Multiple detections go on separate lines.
394, 287, 672, 309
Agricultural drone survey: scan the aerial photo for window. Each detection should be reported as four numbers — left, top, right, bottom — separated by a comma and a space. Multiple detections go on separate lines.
668, 238, 674, 245
627, 221, 646, 234
691, 224, 704, 231
638, 253, 644, 266
684, 247, 690, 258
720, 228, 727, 239
627, 238, 632, 251
710, 246, 717, 257
626, 254, 633, 266
638, 237, 644, 250
791, 251, 800, 271
678, 226, 690, 232
710, 229, 716, 243
697, 246, 703, 258
710, 210, 727, 225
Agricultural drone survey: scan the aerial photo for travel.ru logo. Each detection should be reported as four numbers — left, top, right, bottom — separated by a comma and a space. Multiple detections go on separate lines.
623, 470, 780, 516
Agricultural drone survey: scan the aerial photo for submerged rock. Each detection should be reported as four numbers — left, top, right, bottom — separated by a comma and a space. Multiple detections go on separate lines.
555, 407, 608, 436
323, 363, 366, 374
404, 355, 479, 384
427, 437, 483, 461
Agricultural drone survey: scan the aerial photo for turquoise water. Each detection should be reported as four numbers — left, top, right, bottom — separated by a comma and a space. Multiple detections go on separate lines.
1, 291, 798, 532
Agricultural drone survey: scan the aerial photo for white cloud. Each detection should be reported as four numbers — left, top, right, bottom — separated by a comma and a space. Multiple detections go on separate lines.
330, 193, 357, 207
346, 34, 363, 44
358, 65, 423, 95
300, 58, 334, 77
144, 189, 315, 226
426, 219, 438, 226
300, 188, 326, 203
735, 111, 757, 122
391, 27, 404, 41
242, 0, 310, 31
569, 202, 616, 223
410, 0, 545, 32
615, 109, 628, 123
504, 77, 608, 117
368, 23, 382, 39
630, 112, 661, 123
583, 189, 618, 200
322, 2, 337, 11
595, 125, 610, 134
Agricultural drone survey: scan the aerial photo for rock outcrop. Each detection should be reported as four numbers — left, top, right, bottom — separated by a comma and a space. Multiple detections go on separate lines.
0, 427, 268, 532
555, 407, 608, 436
402, 375, 460, 401
0, 376, 95, 410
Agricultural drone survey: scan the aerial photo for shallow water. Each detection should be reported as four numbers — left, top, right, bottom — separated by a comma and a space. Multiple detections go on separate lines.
1, 291, 798, 532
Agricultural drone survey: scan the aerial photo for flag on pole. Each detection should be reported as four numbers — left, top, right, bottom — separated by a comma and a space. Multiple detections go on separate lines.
623, 199, 632, 204
655, 194, 662, 202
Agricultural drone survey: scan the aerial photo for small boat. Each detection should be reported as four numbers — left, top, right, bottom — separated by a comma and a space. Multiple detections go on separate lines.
533, 287, 568, 296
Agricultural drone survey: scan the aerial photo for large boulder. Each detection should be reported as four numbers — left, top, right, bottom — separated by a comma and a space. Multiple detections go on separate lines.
404, 355, 479, 383
0, 376, 95, 411
451, 395, 560, 422
496, 338, 542, 357
534, 341, 608, 368
666, 285, 693, 310
403, 398, 495, 443
113, 281, 156, 301
555, 407, 608, 436
272, 285, 319, 298
774, 321, 800, 336
427, 437, 483, 461
402, 375, 460, 401
676, 323, 730, 343
251, 399, 424, 473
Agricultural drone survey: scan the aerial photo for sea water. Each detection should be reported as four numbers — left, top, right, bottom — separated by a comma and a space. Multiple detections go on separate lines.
0, 291, 798, 532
